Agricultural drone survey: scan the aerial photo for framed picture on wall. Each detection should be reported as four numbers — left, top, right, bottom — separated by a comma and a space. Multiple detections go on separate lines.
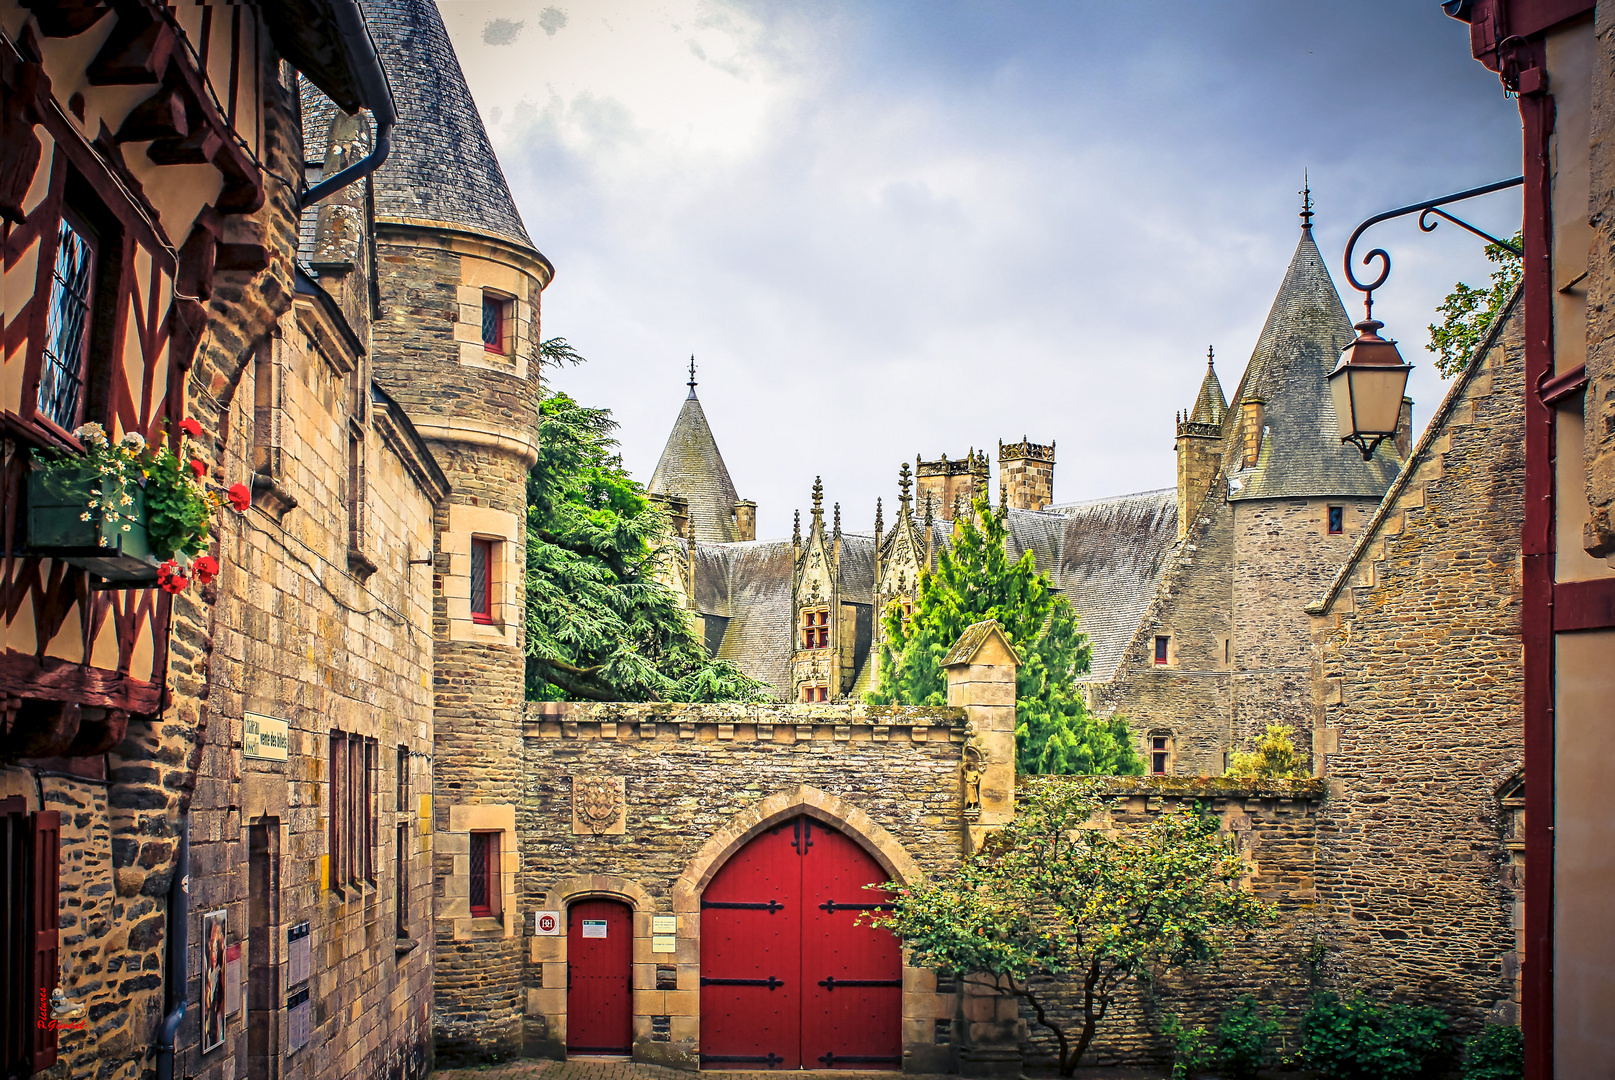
202, 909, 228, 1052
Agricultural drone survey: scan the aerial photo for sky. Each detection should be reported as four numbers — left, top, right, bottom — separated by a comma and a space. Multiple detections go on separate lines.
437, 0, 1523, 540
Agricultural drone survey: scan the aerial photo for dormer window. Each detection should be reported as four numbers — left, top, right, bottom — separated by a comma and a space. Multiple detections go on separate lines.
1154, 636, 1170, 665
481, 292, 511, 354
801, 608, 829, 649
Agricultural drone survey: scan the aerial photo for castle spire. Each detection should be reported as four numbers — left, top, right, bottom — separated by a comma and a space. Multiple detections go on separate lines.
1299, 171, 1314, 233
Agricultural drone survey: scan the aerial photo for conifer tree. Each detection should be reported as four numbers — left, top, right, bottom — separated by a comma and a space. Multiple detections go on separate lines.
865, 493, 1142, 775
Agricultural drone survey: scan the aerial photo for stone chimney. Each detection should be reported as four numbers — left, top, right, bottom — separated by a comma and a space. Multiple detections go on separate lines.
916, 449, 990, 519
997, 438, 1054, 511
733, 500, 756, 542
1395, 396, 1414, 459
1240, 398, 1265, 468
650, 493, 690, 539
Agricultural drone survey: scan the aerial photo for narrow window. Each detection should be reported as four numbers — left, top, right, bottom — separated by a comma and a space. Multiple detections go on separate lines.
396, 745, 409, 813
1154, 636, 1170, 665
481, 293, 508, 353
1327, 506, 1344, 535
817, 686, 828, 703
38, 215, 96, 431
364, 739, 377, 882
1151, 735, 1172, 776
328, 733, 344, 891
347, 737, 362, 884
395, 824, 409, 939
470, 538, 494, 624
469, 831, 501, 917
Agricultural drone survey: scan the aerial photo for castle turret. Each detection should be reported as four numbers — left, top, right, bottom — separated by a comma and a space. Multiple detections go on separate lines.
916, 448, 989, 519
363, 0, 551, 1060
998, 438, 1055, 511
1176, 348, 1226, 539
648, 358, 754, 542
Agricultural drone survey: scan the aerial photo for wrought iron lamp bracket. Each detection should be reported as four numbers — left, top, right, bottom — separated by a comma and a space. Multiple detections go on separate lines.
1343, 176, 1524, 319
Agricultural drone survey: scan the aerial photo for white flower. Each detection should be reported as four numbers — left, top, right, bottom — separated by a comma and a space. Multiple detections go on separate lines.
79, 512, 91, 522
119, 494, 132, 506
73, 422, 108, 446
121, 430, 146, 450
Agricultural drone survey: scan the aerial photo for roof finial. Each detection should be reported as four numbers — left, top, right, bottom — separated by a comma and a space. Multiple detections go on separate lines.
898, 461, 913, 509
923, 492, 934, 528
874, 496, 883, 534
687, 355, 697, 397
811, 476, 824, 525
793, 508, 801, 544
1207, 344, 1215, 369
1299, 171, 1314, 232
833, 502, 841, 539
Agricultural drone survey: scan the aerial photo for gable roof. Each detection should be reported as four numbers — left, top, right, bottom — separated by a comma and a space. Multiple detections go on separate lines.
942, 620, 1023, 668
363, 0, 535, 250
1225, 228, 1402, 501
648, 389, 743, 542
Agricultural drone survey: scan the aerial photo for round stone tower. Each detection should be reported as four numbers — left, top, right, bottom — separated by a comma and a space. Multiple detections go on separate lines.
364, 0, 552, 1062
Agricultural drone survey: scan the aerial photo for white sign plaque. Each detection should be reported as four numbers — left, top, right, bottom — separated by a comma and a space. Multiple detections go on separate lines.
243, 713, 289, 761
652, 935, 676, 953
581, 919, 608, 939
652, 915, 677, 935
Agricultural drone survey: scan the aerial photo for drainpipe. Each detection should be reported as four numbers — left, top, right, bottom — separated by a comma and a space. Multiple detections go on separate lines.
155, 820, 190, 1080
298, 0, 397, 209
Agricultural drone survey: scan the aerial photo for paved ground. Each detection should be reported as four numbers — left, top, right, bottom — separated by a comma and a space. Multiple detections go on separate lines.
428, 1059, 1177, 1080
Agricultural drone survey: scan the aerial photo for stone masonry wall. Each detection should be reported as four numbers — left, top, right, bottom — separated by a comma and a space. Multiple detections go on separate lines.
1309, 298, 1526, 1032
517, 700, 973, 1072
1018, 778, 1325, 1071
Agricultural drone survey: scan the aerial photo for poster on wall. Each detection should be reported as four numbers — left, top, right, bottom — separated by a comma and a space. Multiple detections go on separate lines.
202, 909, 228, 1052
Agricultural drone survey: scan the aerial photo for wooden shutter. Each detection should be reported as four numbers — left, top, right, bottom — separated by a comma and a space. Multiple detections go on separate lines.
30, 811, 61, 1070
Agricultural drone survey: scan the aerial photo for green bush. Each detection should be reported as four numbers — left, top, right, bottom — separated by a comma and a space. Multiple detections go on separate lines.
1161, 1013, 1216, 1080
1217, 994, 1279, 1078
1461, 1025, 1523, 1080
1302, 993, 1452, 1080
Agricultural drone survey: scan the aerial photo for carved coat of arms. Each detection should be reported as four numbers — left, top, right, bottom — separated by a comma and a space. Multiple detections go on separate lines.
572, 774, 626, 835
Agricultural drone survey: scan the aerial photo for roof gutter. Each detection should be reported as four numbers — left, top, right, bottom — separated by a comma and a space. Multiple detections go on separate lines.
299, 0, 397, 210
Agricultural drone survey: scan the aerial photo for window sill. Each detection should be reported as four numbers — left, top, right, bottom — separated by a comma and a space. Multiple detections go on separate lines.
395, 937, 419, 956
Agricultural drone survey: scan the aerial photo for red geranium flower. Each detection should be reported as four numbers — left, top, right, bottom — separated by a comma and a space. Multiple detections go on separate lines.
193, 555, 219, 585
179, 418, 203, 439
226, 483, 251, 512
189, 459, 208, 479
160, 573, 190, 595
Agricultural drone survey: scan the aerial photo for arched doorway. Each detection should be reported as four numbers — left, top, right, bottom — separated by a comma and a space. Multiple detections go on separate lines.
567, 898, 632, 1055
700, 815, 901, 1069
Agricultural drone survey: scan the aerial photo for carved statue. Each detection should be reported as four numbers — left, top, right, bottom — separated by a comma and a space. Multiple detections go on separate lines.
961, 723, 987, 811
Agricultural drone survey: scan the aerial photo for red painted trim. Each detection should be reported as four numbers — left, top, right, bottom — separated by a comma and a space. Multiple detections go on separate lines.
1555, 577, 1615, 631
1538, 363, 1587, 406
1517, 75, 1555, 1080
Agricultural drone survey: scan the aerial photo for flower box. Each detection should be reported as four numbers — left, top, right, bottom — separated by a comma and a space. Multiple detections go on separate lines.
26, 468, 160, 584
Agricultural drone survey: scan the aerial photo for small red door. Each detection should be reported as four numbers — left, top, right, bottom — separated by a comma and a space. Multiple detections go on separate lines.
701, 816, 900, 1069
568, 898, 632, 1054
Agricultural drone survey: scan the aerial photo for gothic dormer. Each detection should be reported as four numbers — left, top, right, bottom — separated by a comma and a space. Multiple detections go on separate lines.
874, 463, 928, 650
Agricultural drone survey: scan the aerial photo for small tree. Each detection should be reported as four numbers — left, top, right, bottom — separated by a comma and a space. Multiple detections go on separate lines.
870, 778, 1274, 1075
1428, 235, 1521, 378
1226, 724, 1309, 779
866, 494, 1141, 775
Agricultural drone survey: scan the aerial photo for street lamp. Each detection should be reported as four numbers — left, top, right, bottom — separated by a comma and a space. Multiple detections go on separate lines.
1337, 175, 1524, 459
1329, 318, 1411, 460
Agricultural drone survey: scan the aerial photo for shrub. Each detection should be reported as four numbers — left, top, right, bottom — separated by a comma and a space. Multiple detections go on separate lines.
1302, 992, 1452, 1080
1217, 994, 1279, 1078
1161, 1013, 1216, 1080
1461, 1024, 1523, 1080
1227, 723, 1309, 778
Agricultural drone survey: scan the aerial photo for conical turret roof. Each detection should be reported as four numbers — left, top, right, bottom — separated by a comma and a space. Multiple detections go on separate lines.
364, 0, 534, 250
648, 383, 742, 543
1225, 226, 1402, 501
1189, 350, 1227, 426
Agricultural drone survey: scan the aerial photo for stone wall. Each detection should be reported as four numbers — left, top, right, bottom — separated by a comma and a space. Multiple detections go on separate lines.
1017, 778, 1325, 1070
516, 700, 977, 1072
1307, 296, 1526, 1031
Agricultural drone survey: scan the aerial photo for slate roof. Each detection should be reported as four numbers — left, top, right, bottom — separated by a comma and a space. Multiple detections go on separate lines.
361, 0, 535, 249
1189, 356, 1228, 426
1224, 228, 1402, 501
648, 389, 743, 543
1035, 490, 1179, 681
710, 541, 797, 694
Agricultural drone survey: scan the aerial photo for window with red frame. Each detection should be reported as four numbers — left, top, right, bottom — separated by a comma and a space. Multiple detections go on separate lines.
801, 609, 829, 649
469, 831, 501, 917
1150, 735, 1172, 776
470, 538, 494, 624
1154, 635, 1170, 665
481, 293, 509, 354
2, 798, 61, 1075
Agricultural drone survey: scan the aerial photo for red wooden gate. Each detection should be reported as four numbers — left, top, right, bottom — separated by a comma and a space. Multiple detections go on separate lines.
568, 898, 632, 1054
701, 816, 901, 1069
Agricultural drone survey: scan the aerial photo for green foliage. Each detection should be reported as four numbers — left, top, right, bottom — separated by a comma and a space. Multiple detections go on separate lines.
1428, 234, 1521, 378
524, 377, 766, 704
1227, 724, 1309, 780
1460, 1025, 1523, 1080
1161, 1013, 1216, 1080
1302, 992, 1452, 1080
1216, 994, 1279, 1079
865, 494, 1141, 775
869, 777, 1274, 1076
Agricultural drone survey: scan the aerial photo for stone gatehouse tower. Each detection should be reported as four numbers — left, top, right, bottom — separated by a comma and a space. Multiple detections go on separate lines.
363, 0, 553, 1059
